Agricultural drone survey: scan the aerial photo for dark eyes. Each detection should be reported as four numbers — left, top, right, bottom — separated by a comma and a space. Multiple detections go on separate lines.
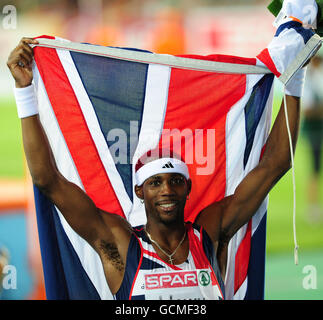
172, 177, 185, 185
149, 179, 161, 186
148, 176, 185, 187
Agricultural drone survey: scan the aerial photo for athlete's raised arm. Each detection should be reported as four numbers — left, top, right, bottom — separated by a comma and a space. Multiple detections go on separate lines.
197, 92, 300, 252
223, 94, 300, 235
6, 39, 132, 292
197, 0, 319, 252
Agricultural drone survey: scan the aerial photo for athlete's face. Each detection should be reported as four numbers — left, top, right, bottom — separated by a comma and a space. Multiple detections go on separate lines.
135, 173, 191, 225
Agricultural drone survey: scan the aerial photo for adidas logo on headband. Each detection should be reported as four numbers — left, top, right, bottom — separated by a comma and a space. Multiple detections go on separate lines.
134, 148, 190, 186
162, 162, 174, 169
135, 158, 189, 186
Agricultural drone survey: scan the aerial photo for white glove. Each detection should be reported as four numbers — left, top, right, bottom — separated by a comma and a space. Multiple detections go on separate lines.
274, 0, 318, 29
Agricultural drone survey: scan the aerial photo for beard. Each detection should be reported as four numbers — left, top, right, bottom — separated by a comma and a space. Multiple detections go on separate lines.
146, 198, 186, 227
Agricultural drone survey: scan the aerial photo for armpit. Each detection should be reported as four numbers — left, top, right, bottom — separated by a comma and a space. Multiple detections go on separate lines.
98, 240, 124, 272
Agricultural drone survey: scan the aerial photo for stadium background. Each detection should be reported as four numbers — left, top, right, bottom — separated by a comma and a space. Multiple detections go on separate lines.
0, 0, 322, 299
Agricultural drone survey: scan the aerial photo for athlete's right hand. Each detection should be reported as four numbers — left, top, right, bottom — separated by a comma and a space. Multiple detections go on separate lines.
7, 37, 39, 88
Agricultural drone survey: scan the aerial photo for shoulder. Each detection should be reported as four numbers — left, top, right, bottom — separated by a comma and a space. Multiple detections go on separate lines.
131, 225, 146, 239
194, 196, 233, 243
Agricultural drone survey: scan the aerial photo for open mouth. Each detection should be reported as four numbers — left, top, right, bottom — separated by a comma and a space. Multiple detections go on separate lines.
157, 201, 179, 212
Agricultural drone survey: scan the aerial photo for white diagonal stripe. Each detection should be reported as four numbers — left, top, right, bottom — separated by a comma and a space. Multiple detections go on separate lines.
56, 49, 133, 218
129, 64, 171, 226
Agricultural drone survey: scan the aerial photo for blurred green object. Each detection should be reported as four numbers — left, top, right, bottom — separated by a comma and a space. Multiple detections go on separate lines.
265, 250, 323, 299
268, 0, 323, 36
0, 98, 24, 178
267, 93, 323, 254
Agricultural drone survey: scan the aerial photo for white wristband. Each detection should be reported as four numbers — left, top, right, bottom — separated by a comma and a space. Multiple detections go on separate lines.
284, 67, 307, 97
14, 84, 39, 118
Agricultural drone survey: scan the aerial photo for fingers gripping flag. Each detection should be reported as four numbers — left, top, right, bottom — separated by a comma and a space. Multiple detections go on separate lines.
31, 20, 317, 300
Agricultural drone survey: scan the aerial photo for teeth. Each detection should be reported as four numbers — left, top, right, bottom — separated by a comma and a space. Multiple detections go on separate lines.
160, 203, 176, 208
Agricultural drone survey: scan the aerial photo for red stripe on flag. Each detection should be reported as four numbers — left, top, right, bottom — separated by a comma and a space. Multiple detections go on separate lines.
234, 220, 252, 294
257, 48, 281, 78
162, 65, 248, 222
34, 43, 125, 217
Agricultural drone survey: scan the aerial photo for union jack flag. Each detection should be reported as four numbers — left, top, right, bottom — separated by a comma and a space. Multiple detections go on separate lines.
31, 21, 317, 299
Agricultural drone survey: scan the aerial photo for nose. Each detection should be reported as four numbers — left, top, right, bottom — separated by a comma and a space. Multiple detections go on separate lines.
159, 180, 176, 196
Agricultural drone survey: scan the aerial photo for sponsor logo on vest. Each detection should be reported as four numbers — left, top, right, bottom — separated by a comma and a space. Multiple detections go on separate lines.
198, 270, 211, 287
145, 271, 198, 290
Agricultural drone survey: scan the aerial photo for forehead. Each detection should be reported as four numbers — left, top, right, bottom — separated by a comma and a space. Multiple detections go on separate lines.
146, 172, 185, 181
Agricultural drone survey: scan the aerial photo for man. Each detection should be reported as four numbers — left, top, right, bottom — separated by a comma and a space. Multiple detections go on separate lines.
6, 2, 314, 299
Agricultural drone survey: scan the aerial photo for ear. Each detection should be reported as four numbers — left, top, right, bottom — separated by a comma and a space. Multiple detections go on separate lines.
135, 184, 144, 200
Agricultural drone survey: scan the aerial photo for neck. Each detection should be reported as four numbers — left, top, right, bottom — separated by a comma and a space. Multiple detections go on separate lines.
145, 220, 186, 248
